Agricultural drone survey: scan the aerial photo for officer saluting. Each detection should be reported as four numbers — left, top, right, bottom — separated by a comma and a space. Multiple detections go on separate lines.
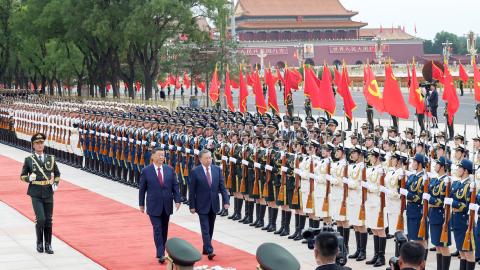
20, 133, 61, 254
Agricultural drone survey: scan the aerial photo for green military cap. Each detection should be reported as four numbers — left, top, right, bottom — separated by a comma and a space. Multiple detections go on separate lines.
165, 238, 201, 267
31, 133, 46, 144
256, 243, 300, 270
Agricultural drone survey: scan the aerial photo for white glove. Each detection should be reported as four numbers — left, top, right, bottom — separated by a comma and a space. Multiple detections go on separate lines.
29, 173, 36, 182
422, 193, 431, 201
52, 183, 58, 192
241, 160, 249, 166
444, 198, 453, 206
379, 185, 388, 194
342, 177, 349, 184
168, 145, 174, 150
468, 203, 479, 212
265, 165, 273, 171
229, 157, 237, 163
194, 149, 200, 155
150, 142, 156, 147
294, 168, 302, 175
399, 188, 409, 196
361, 181, 369, 189
176, 146, 182, 151
281, 166, 288, 173
254, 162, 261, 169
222, 156, 228, 161
326, 175, 333, 182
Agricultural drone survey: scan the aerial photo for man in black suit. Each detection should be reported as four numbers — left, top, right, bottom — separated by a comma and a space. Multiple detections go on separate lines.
397, 242, 426, 270
139, 148, 181, 264
314, 232, 344, 270
189, 149, 230, 260
428, 83, 439, 128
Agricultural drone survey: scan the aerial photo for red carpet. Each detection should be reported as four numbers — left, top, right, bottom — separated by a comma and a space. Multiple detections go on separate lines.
0, 155, 257, 270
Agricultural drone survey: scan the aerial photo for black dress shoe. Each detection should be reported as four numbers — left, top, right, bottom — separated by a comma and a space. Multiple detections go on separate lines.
36, 243, 44, 253
221, 210, 228, 217
158, 257, 165, 264
44, 243, 54, 254
202, 251, 208, 255
207, 253, 216, 260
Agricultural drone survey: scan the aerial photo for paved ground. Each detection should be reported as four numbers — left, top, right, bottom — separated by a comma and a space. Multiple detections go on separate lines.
1, 117, 479, 270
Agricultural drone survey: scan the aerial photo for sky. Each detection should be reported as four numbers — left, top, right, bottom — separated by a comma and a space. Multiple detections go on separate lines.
340, 0, 480, 40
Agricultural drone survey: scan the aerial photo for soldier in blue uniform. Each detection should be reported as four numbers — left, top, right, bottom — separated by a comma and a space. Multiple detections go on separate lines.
428, 156, 452, 270
448, 159, 476, 270
399, 154, 428, 254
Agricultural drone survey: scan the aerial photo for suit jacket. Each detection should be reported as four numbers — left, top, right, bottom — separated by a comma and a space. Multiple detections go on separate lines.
139, 164, 180, 216
188, 164, 229, 214
428, 89, 438, 108
315, 264, 345, 270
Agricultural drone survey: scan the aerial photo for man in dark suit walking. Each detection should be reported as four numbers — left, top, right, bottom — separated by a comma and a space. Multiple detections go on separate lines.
189, 149, 230, 260
139, 148, 181, 264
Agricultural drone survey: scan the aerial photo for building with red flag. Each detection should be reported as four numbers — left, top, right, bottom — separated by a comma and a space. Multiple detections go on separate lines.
233, 0, 423, 66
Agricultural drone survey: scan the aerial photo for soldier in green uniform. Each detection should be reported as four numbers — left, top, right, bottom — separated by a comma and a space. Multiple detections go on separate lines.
20, 133, 60, 254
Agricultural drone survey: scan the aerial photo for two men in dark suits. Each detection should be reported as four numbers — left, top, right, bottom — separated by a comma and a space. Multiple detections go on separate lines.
139, 148, 181, 264
189, 149, 230, 260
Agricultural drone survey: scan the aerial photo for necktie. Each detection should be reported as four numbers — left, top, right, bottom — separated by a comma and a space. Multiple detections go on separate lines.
206, 167, 212, 187
157, 167, 163, 187
39, 155, 44, 163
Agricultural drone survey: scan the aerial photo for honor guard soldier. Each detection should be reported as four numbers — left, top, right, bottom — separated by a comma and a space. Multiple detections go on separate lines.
256, 242, 300, 270
330, 143, 349, 247
448, 159, 476, 270
384, 152, 407, 237
428, 156, 452, 270
288, 139, 305, 241
165, 238, 201, 270
20, 133, 61, 254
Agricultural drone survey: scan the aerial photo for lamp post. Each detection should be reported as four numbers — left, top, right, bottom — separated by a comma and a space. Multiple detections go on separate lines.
467, 31, 477, 65
373, 36, 384, 65
442, 39, 452, 64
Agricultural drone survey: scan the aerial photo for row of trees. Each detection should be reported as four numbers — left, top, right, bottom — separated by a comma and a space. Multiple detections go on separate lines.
0, 0, 229, 99
423, 31, 480, 55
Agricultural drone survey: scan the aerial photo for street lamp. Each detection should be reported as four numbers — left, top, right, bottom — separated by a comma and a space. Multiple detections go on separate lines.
467, 31, 477, 65
373, 36, 384, 65
442, 39, 452, 64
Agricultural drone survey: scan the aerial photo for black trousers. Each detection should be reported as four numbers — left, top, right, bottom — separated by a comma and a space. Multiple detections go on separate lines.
149, 211, 170, 258
32, 196, 54, 229
430, 107, 438, 128
417, 113, 426, 131
198, 209, 216, 254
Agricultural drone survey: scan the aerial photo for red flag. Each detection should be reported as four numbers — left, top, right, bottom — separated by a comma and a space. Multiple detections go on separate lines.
474, 60, 480, 102
333, 68, 342, 88
167, 74, 176, 85
183, 72, 191, 89
253, 70, 267, 114
459, 62, 469, 83
283, 67, 301, 104
407, 63, 411, 87
442, 64, 459, 125
197, 81, 206, 93
239, 67, 248, 113
106, 83, 111, 92
247, 71, 255, 87
431, 61, 444, 83
337, 65, 357, 120
276, 66, 284, 83
309, 65, 336, 115
265, 68, 280, 114
383, 64, 409, 119
208, 66, 220, 103
408, 63, 425, 113
230, 79, 239, 89
363, 65, 384, 112
224, 68, 235, 112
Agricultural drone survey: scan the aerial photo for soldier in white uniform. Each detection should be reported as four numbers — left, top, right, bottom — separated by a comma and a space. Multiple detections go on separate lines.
346, 145, 367, 261
314, 143, 333, 223
385, 151, 408, 236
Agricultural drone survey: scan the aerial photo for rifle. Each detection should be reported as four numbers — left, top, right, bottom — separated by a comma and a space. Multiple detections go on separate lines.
226, 143, 235, 189
108, 128, 114, 158
339, 162, 349, 218
240, 145, 248, 193
440, 175, 452, 244
79, 122, 85, 150
133, 131, 140, 165
127, 130, 133, 163
193, 137, 199, 166
252, 146, 260, 196
140, 130, 147, 166
67, 119, 72, 146
463, 183, 477, 250
183, 135, 190, 176
168, 132, 173, 166
115, 129, 121, 160
396, 164, 408, 231
306, 156, 315, 209
322, 161, 332, 215
417, 166, 431, 239
262, 148, 272, 198
292, 154, 301, 205
120, 129, 126, 161
277, 150, 288, 202
359, 167, 367, 222
377, 170, 386, 228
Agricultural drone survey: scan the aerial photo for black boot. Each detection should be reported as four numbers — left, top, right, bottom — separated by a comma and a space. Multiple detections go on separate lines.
44, 227, 54, 254
302, 218, 314, 244
436, 253, 443, 270
256, 205, 266, 228
274, 210, 285, 234
294, 215, 306, 241
374, 237, 386, 267
288, 214, 300, 239
233, 199, 243, 221
268, 208, 278, 232
244, 202, 254, 224
36, 226, 44, 253
349, 231, 360, 259
466, 261, 476, 270
343, 227, 350, 253
442, 255, 451, 270
250, 203, 261, 226
262, 207, 272, 230
239, 200, 249, 223
280, 211, 291, 236
366, 235, 379, 264
356, 233, 368, 261
460, 259, 467, 270
228, 199, 238, 219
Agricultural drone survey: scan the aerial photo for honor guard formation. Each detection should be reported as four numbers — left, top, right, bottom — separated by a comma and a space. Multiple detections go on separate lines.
3, 93, 480, 270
